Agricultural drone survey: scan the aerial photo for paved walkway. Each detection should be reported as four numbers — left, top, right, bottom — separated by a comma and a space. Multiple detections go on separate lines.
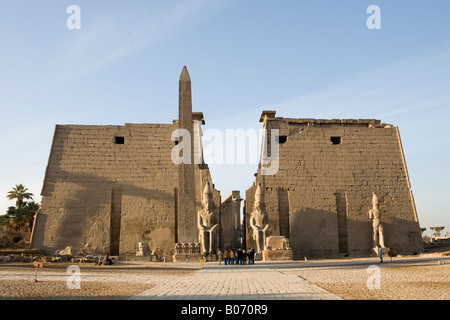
130, 254, 450, 300
130, 263, 342, 300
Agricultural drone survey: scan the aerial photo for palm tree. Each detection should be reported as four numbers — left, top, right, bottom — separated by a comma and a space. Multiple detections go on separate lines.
7, 184, 33, 208
3, 202, 40, 232
23, 201, 40, 231
430, 226, 445, 238
0, 214, 10, 229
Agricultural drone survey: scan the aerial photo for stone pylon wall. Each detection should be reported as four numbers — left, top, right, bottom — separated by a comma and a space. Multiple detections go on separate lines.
246, 115, 423, 259
31, 122, 220, 257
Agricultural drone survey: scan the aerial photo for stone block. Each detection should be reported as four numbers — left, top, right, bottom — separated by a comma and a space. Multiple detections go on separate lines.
262, 249, 293, 261
265, 236, 290, 250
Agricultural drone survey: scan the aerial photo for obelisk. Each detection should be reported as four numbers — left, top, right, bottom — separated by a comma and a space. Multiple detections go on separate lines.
177, 66, 197, 243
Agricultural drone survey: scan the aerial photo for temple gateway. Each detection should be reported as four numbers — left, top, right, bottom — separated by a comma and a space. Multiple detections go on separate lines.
31, 67, 423, 260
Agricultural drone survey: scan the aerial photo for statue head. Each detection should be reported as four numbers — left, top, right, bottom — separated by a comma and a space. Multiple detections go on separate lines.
253, 183, 266, 211
372, 192, 379, 208
202, 182, 214, 210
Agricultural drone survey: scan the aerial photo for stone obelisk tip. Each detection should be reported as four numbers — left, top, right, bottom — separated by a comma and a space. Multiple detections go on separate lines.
180, 66, 190, 81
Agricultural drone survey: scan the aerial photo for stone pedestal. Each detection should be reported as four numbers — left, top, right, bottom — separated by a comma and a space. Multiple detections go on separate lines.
262, 236, 293, 261
254, 253, 263, 261
263, 249, 293, 261
132, 255, 159, 262
173, 242, 202, 262
173, 253, 203, 262
120, 254, 159, 262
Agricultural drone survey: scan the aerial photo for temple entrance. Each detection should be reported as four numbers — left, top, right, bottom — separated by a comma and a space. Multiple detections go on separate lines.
110, 188, 123, 256
335, 191, 349, 254
278, 188, 290, 238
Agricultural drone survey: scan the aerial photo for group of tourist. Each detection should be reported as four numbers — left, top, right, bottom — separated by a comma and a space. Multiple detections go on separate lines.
219, 248, 256, 265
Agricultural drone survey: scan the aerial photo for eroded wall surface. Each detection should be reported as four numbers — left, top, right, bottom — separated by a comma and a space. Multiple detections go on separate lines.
246, 117, 422, 258
31, 123, 219, 256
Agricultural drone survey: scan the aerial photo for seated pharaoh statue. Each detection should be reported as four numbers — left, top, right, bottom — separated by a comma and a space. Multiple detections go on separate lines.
250, 183, 270, 254
197, 182, 218, 255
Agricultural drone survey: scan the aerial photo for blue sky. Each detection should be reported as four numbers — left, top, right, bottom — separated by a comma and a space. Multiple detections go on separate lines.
0, 1, 449, 236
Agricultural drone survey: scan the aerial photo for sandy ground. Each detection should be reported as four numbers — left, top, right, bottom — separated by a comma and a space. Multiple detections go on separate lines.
285, 260, 450, 300
0, 262, 197, 300
0, 280, 155, 300
0, 256, 448, 300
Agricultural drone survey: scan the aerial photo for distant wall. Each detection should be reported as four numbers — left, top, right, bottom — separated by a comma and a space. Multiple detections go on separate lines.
221, 191, 242, 249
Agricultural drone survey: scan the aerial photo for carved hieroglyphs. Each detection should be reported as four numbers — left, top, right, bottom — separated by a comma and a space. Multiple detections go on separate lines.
177, 66, 197, 244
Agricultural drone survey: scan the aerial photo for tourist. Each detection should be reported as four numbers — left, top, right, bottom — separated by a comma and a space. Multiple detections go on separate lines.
102, 253, 113, 265
238, 248, 244, 265
378, 245, 384, 263
218, 249, 222, 265
223, 249, 229, 265
229, 249, 235, 265
248, 248, 255, 264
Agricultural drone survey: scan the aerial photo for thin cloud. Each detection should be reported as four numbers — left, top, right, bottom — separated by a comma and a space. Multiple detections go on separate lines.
272, 48, 450, 122
50, 0, 234, 85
